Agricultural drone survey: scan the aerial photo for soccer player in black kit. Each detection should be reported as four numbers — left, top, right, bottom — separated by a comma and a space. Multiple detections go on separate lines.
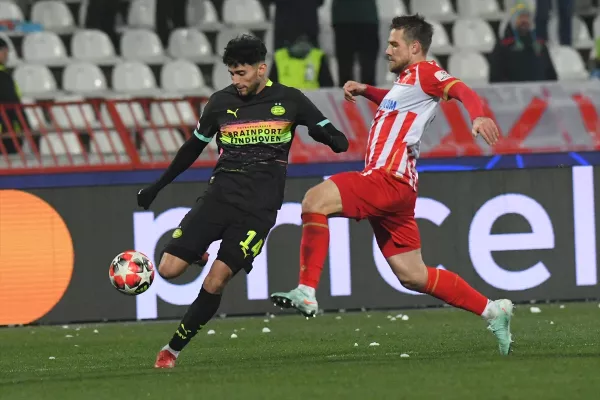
136, 34, 349, 369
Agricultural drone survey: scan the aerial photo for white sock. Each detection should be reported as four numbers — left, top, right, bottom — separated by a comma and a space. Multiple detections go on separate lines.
481, 299, 495, 320
298, 284, 316, 297
162, 344, 180, 358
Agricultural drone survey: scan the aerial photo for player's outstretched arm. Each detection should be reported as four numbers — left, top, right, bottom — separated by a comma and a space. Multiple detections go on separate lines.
308, 120, 349, 153
343, 81, 389, 105
446, 82, 499, 146
137, 137, 208, 210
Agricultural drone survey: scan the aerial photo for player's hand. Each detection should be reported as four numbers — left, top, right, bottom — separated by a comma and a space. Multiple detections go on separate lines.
472, 117, 499, 146
137, 186, 159, 210
343, 81, 367, 103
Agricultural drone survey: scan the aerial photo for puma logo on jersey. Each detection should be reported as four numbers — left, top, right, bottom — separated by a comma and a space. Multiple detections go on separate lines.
227, 108, 239, 118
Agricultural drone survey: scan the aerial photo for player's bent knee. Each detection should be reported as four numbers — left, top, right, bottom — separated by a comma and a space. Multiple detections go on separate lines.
301, 180, 342, 216
202, 260, 234, 294
387, 250, 428, 291
158, 253, 189, 280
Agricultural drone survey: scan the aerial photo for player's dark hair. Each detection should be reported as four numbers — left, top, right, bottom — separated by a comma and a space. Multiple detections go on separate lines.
222, 34, 267, 67
390, 14, 433, 54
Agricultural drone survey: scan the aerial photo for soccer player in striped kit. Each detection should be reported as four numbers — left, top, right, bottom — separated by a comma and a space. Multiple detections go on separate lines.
271, 14, 514, 356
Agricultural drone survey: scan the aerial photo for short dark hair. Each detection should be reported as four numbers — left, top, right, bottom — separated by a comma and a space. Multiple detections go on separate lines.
222, 34, 267, 67
390, 14, 434, 54
0, 37, 8, 50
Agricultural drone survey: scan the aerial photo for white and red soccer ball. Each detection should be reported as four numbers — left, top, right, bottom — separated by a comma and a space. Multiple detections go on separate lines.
109, 250, 155, 295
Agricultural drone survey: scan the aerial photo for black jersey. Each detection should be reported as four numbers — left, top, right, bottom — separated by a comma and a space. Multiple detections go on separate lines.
194, 80, 328, 211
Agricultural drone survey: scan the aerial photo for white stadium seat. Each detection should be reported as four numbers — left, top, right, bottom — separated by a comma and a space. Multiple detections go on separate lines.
12, 64, 60, 98
71, 30, 120, 65
168, 28, 215, 64
410, 0, 456, 22
594, 14, 600, 39
187, 0, 222, 31
50, 95, 98, 129
457, 0, 502, 20
549, 16, 593, 49
127, 0, 155, 28
22, 31, 70, 66
448, 51, 489, 84
141, 129, 185, 154
151, 95, 199, 126
40, 132, 83, 156
215, 28, 252, 56
452, 18, 496, 53
320, 26, 335, 56
120, 29, 169, 63
548, 46, 588, 81
161, 59, 212, 96
62, 62, 109, 95
90, 131, 126, 154
31, 1, 75, 32
0, 33, 20, 67
223, 0, 269, 29
212, 62, 233, 90
264, 28, 274, 55
100, 94, 148, 128
0, 1, 24, 20
376, 0, 408, 23
112, 61, 159, 95
429, 20, 453, 54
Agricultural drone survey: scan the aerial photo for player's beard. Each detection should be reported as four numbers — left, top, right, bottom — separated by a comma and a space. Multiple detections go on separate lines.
238, 80, 261, 97
389, 58, 408, 75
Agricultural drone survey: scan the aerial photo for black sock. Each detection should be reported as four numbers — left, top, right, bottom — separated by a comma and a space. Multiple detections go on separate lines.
168, 287, 222, 352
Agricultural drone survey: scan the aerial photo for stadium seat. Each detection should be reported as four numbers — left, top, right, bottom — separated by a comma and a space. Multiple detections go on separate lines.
161, 59, 212, 96
62, 62, 110, 96
120, 29, 169, 63
594, 14, 600, 38
20, 97, 47, 132
376, 0, 408, 23
112, 61, 160, 95
0, 1, 24, 20
212, 62, 233, 90
448, 51, 489, 84
410, 0, 456, 22
456, 0, 502, 20
318, 0, 332, 26
50, 95, 98, 129
215, 28, 252, 55
71, 29, 120, 65
168, 28, 215, 64
0, 33, 20, 67
22, 31, 70, 66
100, 94, 148, 128
12, 64, 61, 98
187, 0, 222, 31
30, 1, 75, 32
222, 0, 269, 30
548, 16, 593, 49
548, 45, 588, 80
150, 95, 199, 126
264, 28, 274, 55
452, 18, 496, 53
39, 132, 83, 156
127, 0, 155, 29
429, 20, 453, 54
90, 131, 127, 154
140, 128, 185, 155
319, 26, 335, 56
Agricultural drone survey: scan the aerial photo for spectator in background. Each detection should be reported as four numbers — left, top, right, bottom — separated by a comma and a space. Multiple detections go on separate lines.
535, 0, 574, 46
0, 38, 32, 155
490, 1, 557, 83
270, 35, 334, 88
269, 0, 323, 50
84, 0, 121, 49
590, 38, 600, 80
156, 0, 187, 47
331, 0, 379, 86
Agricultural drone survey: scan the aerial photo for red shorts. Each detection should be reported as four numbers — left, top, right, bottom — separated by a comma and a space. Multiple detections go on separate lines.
329, 169, 421, 258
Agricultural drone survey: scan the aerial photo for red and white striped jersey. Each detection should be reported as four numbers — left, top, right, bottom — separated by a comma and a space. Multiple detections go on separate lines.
364, 60, 460, 190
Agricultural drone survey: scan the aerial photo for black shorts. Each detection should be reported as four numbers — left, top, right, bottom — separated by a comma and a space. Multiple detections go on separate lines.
163, 190, 277, 275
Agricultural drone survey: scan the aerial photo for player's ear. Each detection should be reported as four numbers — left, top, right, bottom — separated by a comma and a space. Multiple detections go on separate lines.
257, 62, 267, 78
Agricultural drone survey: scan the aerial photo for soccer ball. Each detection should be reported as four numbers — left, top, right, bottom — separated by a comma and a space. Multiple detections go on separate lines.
109, 250, 155, 295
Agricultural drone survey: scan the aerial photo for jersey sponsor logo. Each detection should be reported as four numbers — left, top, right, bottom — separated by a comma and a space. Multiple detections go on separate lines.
434, 70, 453, 82
220, 120, 293, 145
380, 99, 397, 111
227, 108, 239, 118
271, 103, 286, 116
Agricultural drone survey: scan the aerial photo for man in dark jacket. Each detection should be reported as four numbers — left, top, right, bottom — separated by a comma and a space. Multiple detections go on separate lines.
490, 1, 557, 83
332, 0, 379, 86
269, 0, 323, 50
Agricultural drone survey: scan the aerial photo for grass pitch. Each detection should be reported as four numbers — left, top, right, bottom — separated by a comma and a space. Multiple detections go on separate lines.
1, 302, 600, 400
